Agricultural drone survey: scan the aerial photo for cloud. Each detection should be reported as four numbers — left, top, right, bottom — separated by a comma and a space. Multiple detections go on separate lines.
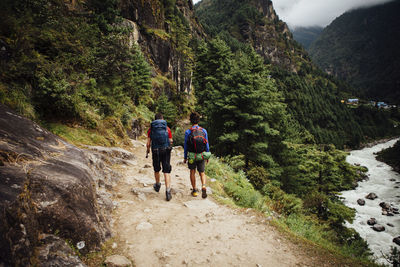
272, 0, 395, 28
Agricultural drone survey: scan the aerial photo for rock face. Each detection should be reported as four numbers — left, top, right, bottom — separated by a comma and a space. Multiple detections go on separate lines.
118, 0, 205, 94
0, 104, 120, 265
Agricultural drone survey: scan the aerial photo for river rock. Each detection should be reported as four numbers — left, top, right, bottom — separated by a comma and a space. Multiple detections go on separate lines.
379, 202, 391, 210
357, 199, 366, 206
105, 255, 132, 267
394, 236, 400, 246
372, 224, 385, 232
0, 104, 112, 266
367, 218, 377, 225
365, 193, 378, 200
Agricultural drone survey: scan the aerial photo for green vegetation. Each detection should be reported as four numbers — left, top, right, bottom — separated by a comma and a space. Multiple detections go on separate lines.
0, 0, 153, 144
193, 35, 373, 261
309, 0, 400, 104
193, 0, 399, 264
206, 157, 373, 264
292, 26, 323, 50
195, 0, 400, 149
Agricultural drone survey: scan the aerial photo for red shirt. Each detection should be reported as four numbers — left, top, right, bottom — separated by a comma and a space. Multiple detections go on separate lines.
147, 127, 172, 139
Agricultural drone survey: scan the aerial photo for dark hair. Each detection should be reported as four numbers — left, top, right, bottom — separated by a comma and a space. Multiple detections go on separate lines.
155, 113, 163, 120
190, 112, 200, 124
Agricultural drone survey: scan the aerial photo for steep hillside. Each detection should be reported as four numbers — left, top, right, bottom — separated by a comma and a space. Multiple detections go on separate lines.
292, 26, 323, 50
195, 0, 400, 148
309, 0, 400, 104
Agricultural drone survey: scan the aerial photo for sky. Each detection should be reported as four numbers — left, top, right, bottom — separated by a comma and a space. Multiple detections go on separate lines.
193, 0, 394, 28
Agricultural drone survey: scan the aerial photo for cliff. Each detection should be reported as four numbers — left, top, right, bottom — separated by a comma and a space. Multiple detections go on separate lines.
119, 0, 205, 94
195, 0, 309, 72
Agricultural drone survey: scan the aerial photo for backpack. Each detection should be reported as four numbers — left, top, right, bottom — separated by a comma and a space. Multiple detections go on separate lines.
150, 120, 169, 149
188, 127, 207, 153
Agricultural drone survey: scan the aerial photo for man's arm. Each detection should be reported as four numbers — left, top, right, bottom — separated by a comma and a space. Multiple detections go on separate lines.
146, 128, 151, 157
204, 128, 210, 152
167, 127, 173, 147
183, 130, 189, 163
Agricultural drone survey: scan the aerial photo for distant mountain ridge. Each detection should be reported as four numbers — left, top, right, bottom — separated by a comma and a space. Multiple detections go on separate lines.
309, 0, 400, 104
291, 26, 323, 50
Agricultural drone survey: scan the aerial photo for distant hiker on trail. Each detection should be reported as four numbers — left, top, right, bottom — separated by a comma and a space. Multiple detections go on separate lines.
184, 112, 211, 198
147, 113, 173, 201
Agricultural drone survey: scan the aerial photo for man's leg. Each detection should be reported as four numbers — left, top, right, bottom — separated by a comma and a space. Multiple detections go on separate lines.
161, 148, 172, 201
199, 172, 206, 188
190, 169, 196, 189
155, 172, 160, 184
198, 160, 207, 198
164, 173, 171, 189
152, 150, 161, 192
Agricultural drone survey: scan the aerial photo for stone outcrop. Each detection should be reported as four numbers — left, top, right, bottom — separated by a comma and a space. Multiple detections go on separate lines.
0, 104, 127, 265
118, 0, 205, 94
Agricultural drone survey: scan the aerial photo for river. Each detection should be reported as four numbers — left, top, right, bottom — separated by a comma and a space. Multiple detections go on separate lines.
340, 138, 400, 264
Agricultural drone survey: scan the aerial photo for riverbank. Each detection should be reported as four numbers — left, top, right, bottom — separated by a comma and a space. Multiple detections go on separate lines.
376, 140, 400, 173
340, 138, 400, 264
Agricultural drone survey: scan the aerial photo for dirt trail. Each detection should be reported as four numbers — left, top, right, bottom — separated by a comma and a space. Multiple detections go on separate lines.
111, 140, 316, 267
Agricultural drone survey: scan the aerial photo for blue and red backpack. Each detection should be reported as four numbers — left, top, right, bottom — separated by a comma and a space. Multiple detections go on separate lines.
188, 127, 207, 153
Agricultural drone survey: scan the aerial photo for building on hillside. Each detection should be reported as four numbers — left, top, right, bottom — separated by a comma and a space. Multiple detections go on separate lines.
377, 102, 388, 108
347, 98, 359, 105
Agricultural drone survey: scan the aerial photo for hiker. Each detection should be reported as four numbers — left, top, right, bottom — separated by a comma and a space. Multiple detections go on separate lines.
183, 112, 210, 198
146, 113, 173, 201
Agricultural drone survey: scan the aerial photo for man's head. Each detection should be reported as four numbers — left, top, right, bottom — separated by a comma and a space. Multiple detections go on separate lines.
155, 113, 163, 120
190, 112, 200, 125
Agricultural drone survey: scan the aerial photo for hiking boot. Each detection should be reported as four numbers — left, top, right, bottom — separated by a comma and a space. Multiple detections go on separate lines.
153, 183, 161, 192
166, 189, 172, 201
191, 188, 199, 197
201, 187, 207, 199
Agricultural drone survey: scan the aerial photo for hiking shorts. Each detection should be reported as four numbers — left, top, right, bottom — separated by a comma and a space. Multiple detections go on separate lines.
188, 160, 205, 173
152, 147, 172, 173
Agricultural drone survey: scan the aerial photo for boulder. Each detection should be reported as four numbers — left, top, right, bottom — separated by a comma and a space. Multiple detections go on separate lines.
357, 199, 366, 206
0, 104, 114, 265
367, 218, 377, 225
372, 224, 385, 232
365, 193, 378, 200
394, 236, 400, 246
379, 202, 391, 210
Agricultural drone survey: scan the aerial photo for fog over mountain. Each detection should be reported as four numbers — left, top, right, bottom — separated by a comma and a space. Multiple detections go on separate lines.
194, 0, 394, 27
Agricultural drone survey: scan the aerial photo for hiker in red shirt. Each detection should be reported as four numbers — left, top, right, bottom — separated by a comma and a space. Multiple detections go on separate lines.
146, 113, 173, 201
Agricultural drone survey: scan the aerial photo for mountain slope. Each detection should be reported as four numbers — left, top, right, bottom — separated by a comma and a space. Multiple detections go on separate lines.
309, 0, 400, 104
292, 26, 323, 50
195, 0, 399, 148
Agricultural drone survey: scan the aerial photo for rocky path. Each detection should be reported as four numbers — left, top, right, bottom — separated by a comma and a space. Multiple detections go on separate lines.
110, 140, 316, 267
